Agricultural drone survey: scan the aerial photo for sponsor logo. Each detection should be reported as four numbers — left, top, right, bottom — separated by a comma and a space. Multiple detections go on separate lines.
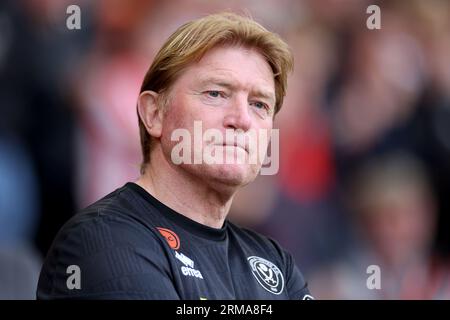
175, 251, 203, 279
157, 227, 180, 250
181, 266, 203, 279
247, 256, 284, 295
175, 251, 194, 268
302, 294, 315, 300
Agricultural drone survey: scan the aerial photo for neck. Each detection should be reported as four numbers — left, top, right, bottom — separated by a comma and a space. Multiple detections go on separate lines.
135, 147, 236, 229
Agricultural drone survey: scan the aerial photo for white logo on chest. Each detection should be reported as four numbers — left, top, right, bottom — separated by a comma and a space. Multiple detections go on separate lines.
175, 251, 204, 279
247, 256, 284, 295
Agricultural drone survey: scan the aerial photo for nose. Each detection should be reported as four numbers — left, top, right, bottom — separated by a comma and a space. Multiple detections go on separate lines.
222, 95, 251, 132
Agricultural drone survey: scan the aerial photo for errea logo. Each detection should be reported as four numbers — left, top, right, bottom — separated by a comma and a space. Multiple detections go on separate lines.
175, 251, 204, 279
175, 251, 194, 268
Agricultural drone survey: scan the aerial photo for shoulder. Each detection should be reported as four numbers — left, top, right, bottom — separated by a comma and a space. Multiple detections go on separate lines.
37, 189, 170, 299
54, 187, 162, 251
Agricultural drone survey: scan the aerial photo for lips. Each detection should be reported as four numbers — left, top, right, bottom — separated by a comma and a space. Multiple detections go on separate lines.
220, 142, 248, 153
206, 135, 250, 154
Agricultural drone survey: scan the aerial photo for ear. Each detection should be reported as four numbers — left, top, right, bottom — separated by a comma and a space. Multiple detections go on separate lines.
137, 91, 163, 139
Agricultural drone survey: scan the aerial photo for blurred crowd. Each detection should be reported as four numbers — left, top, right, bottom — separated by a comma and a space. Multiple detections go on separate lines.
0, 0, 449, 299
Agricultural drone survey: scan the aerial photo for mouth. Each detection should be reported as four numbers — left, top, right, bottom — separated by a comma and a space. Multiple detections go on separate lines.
215, 142, 249, 153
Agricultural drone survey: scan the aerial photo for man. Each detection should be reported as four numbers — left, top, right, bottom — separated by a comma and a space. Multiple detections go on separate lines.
37, 12, 312, 300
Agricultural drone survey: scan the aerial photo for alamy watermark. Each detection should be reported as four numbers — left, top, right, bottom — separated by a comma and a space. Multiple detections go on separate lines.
66, 264, 81, 290
366, 5, 381, 30
170, 121, 279, 175
366, 264, 381, 290
66, 5, 81, 30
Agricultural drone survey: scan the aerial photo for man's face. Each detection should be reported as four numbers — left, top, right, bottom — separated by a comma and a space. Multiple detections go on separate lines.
159, 45, 276, 190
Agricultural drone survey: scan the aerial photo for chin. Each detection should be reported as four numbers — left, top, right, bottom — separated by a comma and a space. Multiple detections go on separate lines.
203, 163, 257, 188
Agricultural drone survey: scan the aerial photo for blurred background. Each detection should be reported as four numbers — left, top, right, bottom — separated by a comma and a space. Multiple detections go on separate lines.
0, 0, 449, 299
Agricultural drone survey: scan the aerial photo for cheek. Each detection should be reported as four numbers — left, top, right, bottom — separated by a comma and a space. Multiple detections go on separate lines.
159, 104, 188, 154
162, 97, 192, 135
163, 111, 184, 135
257, 123, 273, 149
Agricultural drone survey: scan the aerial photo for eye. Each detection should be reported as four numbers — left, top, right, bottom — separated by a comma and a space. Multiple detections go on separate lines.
252, 101, 267, 109
251, 101, 270, 112
206, 90, 222, 98
250, 101, 273, 118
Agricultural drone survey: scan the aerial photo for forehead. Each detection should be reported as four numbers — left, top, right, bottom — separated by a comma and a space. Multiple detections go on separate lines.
175, 46, 275, 94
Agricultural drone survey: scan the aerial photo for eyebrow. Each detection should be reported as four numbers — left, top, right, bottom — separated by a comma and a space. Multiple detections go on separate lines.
196, 76, 276, 106
251, 89, 276, 106
197, 76, 235, 90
